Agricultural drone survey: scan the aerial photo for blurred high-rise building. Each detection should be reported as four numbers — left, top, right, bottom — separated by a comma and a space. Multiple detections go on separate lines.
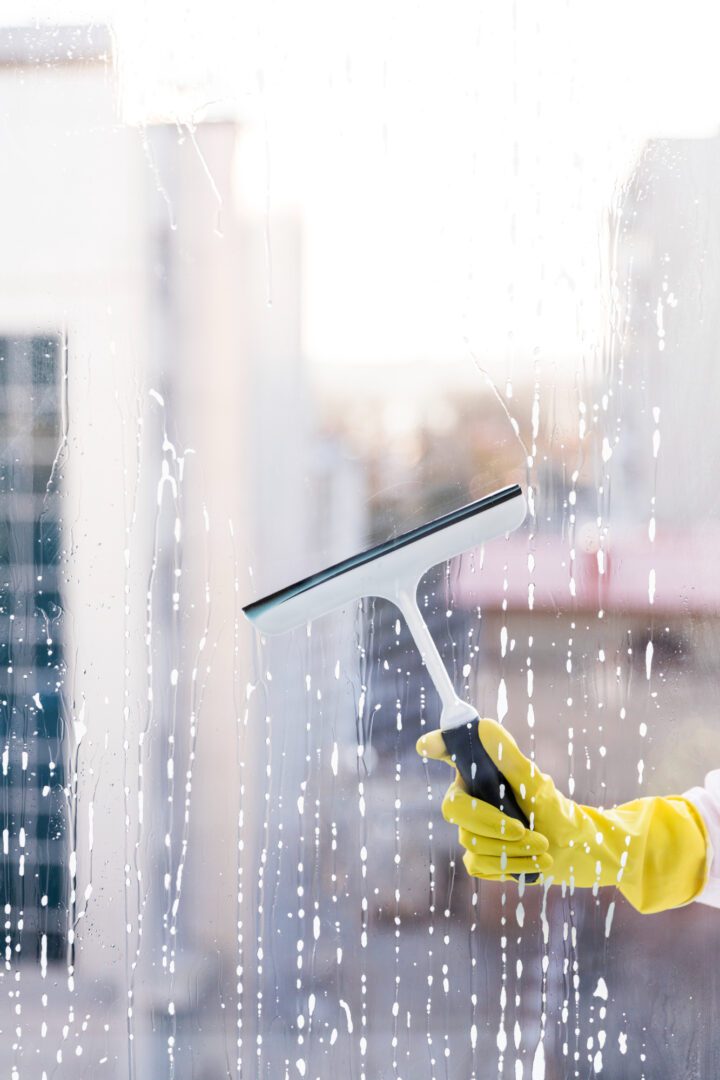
0, 22, 365, 1076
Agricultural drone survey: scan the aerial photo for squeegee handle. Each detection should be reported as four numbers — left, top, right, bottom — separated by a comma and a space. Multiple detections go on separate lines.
441, 716, 539, 884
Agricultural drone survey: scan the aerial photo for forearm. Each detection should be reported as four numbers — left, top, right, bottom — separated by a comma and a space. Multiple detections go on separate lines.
684, 770, 720, 908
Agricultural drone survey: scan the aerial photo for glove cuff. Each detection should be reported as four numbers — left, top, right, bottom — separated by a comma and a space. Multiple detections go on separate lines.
614, 795, 710, 915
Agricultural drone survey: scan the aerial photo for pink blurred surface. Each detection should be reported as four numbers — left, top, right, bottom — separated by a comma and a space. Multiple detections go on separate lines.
454, 530, 720, 615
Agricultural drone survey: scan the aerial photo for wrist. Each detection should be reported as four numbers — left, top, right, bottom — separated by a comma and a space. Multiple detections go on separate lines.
614, 796, 709, 914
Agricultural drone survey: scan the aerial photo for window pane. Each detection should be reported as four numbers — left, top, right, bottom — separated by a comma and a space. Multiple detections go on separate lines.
2, 8, 719, 1078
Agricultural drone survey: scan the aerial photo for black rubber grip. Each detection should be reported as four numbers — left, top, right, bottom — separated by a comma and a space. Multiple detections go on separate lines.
441, 716, 539, 884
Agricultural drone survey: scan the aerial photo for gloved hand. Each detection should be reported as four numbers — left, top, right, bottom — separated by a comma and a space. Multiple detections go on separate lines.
417, 718, 710, 914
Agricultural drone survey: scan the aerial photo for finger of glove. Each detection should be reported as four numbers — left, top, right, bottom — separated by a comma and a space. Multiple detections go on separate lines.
463, 849, 553, 879
467, 869, 548, 883
415, 729, 450, 764
477, 717, 549, 807
458, 826, 549, 859
441, 783, 525, 841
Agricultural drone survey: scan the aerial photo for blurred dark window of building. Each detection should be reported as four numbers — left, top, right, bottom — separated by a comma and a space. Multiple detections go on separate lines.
0, 334, 67, 966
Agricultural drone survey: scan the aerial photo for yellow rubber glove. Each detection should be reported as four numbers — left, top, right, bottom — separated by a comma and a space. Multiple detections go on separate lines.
417, 718, 710, 914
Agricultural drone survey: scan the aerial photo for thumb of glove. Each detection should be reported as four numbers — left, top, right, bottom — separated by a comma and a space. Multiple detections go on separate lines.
415, 727, 452, 765
416, 718, 546, 815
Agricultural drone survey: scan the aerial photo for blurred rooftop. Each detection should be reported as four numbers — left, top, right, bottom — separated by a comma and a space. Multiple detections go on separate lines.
0, 24, 111, 67
456, 529, 720, 616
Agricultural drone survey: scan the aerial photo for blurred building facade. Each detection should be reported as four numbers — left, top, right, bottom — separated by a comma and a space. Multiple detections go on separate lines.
0, 24, 152, 1072
0, 23, 366, 1077
613, 133, 720, 525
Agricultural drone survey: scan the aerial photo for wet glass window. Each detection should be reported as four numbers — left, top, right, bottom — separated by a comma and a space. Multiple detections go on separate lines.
1, 9, 719, 1079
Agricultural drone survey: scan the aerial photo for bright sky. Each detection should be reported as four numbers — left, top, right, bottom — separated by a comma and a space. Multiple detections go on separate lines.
5, 1, 720, 371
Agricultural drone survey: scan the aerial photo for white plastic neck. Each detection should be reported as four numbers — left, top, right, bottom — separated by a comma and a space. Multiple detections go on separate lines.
392, 585, 477, 731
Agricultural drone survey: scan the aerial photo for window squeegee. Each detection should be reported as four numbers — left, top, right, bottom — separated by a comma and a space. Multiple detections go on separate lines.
243, 483, 537, 882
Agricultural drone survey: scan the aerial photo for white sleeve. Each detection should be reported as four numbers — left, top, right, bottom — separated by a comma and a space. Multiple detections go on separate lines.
684, 770, 720, 908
